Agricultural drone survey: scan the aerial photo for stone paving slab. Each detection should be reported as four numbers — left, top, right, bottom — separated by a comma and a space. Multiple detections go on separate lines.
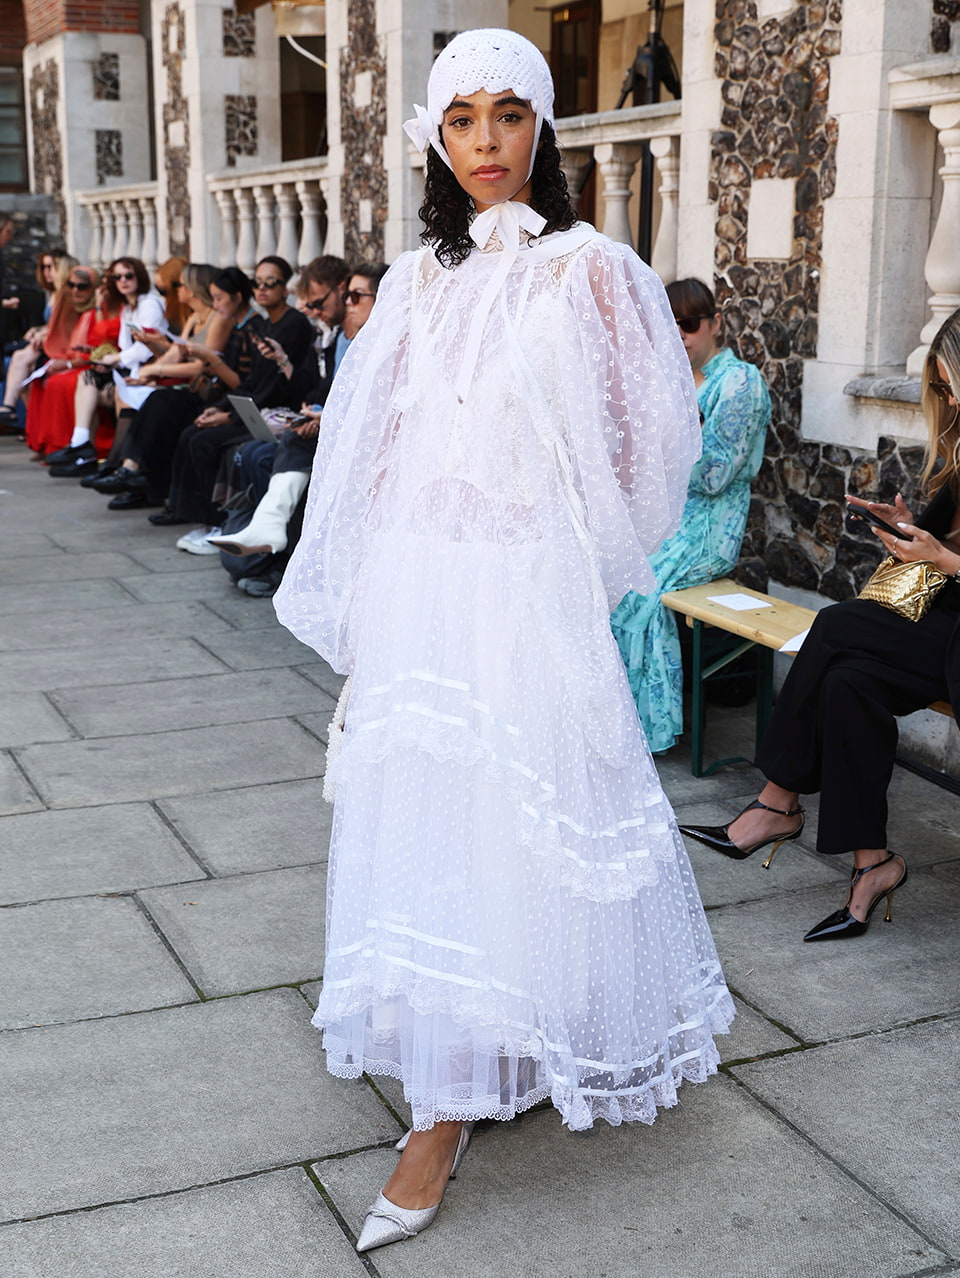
0, 578, 138, 617
0, 601, 232, 654
0, 692, 72, 748
0, 803, 204, 905
201, 592, 286, 630
0, 1168, 365, 1278
316, 1082, 944, 1277
673, 798, 842, 911
0, 989, 396, 1222
140, 864, 327, 996
50, 668, 332, 738
0, 750, 42, 815
157, 778, 331, 874
732, 1017, 960, 1257
296, 710, 334, 745
16, 719, 326, 808
0, 637, 228, 695
115, 572, 242, 604
124, 545, 233, 573
295, 662, 347, 699
198, 628, 323, 671
708, 871, 960, 1042
0, 552, 140, 585
0, 896, 197, 1029
721, 995, 798, 1062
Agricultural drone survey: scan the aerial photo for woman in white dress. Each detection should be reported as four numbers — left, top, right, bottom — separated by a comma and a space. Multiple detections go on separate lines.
274, 28, 734, 1252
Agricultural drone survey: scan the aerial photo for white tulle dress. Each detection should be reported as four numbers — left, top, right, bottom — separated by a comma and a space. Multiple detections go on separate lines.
274, 220, 735, 1131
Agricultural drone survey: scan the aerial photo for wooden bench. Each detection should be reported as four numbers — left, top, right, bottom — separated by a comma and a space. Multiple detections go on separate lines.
661, 577, 954, 777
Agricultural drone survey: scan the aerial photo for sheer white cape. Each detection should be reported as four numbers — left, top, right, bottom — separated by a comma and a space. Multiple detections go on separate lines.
275, 224, 734, 1130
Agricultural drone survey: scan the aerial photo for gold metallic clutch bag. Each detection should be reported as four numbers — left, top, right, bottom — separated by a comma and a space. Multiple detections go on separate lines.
858, 556, 948, 622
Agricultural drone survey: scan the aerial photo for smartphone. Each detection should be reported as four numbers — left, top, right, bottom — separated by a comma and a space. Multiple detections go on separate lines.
846, 505, 914, 542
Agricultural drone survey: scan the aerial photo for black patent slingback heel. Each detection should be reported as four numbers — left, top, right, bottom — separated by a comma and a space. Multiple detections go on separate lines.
678, 799, 805, 867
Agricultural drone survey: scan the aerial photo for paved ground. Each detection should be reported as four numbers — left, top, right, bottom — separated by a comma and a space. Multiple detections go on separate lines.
2, 437, 960, 1278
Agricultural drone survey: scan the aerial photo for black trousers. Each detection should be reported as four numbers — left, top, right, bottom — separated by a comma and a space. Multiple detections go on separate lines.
756, 597, 958, 854
124, 388, 205, 501
169, 421, 252, 525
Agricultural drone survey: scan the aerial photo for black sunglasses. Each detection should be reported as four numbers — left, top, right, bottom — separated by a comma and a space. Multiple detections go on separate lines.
345, 289, 376, 305
67, 279, 92, 289
930, 378, 956, 402
254, 277, 285, 289
305, 288, 334, 313
111, 271, 136, 282
675, 314, 714, 334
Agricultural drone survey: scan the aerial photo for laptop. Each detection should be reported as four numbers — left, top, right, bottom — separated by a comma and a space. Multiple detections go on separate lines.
228, 394, 283, 443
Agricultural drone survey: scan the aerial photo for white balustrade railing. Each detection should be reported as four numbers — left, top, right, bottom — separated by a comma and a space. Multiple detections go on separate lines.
890, 59, 960, 375
76, 182, 160, 274
207, 157, 329, 274
555, 100, 682, 281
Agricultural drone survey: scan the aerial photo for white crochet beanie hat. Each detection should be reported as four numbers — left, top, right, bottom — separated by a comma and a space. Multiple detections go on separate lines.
403, 28, 555, 174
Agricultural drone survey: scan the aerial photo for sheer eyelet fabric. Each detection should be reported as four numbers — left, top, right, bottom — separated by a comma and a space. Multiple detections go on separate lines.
275, 225, 734, 1130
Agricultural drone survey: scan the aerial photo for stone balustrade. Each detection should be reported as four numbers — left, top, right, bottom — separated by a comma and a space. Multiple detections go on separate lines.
554, 100, 682, 281
75, 183, 160, 274
206, 157, 329, 274
890, 57, 960, 375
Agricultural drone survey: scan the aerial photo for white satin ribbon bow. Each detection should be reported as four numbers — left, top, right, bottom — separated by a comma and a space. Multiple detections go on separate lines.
403, 104, 437, 154
468, 199, 547, 253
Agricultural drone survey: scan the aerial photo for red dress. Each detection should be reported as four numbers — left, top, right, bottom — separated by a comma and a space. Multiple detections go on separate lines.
25, 309, 122, 457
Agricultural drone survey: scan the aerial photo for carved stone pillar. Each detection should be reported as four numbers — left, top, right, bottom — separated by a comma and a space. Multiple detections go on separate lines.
559, 146, 592, 216
235, 188, 258, 275
650, 135, 680, 285
254, 184, 277, 262
112, 201, 130, 260
214, 189, 238, 271
100, 202, 117, 265
274, 183, 301, 268
296, 180, 325, 265
908, 103, 960, 376
594, 143, 643, 247
86, 204, 103, 270
139, 197, 158, 275
124, 199, 144, 263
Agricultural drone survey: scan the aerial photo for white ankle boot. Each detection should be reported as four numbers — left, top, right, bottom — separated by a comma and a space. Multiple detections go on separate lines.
207, 470, 309, 556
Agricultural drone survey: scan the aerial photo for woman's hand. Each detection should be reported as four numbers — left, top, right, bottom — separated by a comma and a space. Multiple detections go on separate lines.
183, 340, 219, 365
130, 328, 171, 355
875, 522, 960, 576
846, 492, 914, 529
45, 357, 72, 374
254, 335, 294, 379
194, 408, 230, 429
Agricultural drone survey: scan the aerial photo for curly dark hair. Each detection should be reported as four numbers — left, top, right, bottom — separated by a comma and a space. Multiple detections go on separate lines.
420, 121, 576, 269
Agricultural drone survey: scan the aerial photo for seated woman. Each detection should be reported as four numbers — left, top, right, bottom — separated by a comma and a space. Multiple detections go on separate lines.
154, 255, 190, 334
610, 278, 771, 752
165, 255, 312, 553
680, 306, 960, 942
46, 257, 165, 476
0, 249, 73, 432
90, 262, 238, 509
23, 266, 122, 459
209, 263, 389, 561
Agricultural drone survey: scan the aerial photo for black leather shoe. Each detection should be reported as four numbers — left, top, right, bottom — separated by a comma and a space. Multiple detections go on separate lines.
94, 469, 147, 495
148, 507, 188, 526
804, 854, 908, 941
46, 442, 95, 466
108, 490, 159, 510
80, 465, 117, 488
49, 450, 100, 478
678, 799, 805, 869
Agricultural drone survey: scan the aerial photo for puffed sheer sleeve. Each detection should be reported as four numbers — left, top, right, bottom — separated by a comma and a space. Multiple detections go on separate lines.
688, 359, 770, 496
557, 239, 701, 603
273, 253, 416, 671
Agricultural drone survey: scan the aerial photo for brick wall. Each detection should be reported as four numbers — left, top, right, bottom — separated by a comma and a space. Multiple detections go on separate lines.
24, 0, 140, 45
0, 0, 27, 60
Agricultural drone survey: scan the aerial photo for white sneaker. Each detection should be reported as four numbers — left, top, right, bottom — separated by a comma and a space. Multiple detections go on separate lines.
176, 526, 223, 555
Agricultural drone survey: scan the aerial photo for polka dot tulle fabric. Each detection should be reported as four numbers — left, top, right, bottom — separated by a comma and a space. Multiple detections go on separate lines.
275, 225, 734, 1130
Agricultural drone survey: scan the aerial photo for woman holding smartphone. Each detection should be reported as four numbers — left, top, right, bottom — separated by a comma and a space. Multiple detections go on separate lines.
275, 30, 732, 1252
681, 307, 960, 942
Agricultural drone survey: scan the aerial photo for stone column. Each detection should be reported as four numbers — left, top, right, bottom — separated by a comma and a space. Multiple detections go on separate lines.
594, 143, 643, 247
152, 0, 281, 262
907, 103, 960, 376
650, 134, 680, 284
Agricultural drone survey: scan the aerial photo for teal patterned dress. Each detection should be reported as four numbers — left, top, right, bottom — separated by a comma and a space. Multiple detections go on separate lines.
610, 346, 771, 752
